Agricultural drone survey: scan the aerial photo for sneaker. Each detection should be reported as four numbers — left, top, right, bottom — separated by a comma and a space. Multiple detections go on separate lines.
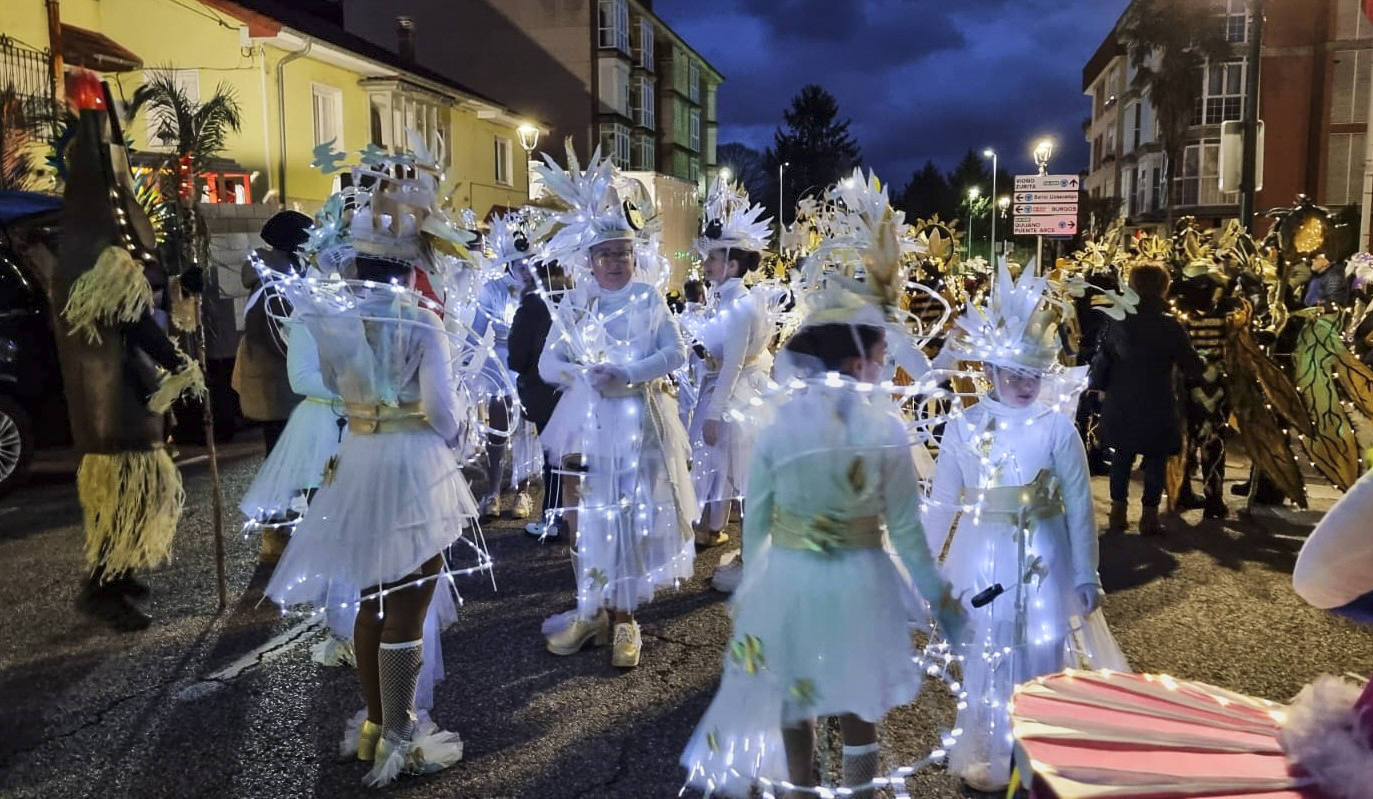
611, 620, 641, 668
546, 609, 610, 655
512, 491, 534, 520
524, 521, 561, 540
959, 761, 1009, 792
711, 559, 743, 593
478, 494, 500, 520
77, 582, 152, 632
107, 571, 151, 599
1203, 498, 1229, 520
695, 529, 729, 548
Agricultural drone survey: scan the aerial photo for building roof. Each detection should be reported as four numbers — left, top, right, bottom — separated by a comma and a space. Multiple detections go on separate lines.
1082, 31, 1123, 93
61, 24, 143, 72
204, 0, 514, 110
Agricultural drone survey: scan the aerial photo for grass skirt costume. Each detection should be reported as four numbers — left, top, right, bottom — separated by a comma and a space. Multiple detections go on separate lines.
681, 383, 956, 797
263, 280, 489, 781
538, 281, 696, 620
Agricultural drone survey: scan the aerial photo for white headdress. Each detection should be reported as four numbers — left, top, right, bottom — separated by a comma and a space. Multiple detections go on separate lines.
948, 258, 1064, 373
533, 143, 646, 262
695, 173, 772, 257
480, 209, 546, 278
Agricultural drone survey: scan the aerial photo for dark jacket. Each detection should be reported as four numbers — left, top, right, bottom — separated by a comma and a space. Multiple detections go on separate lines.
1090, 296, 1204, 456
507, 292, 561, 431
232, 248, 301, 421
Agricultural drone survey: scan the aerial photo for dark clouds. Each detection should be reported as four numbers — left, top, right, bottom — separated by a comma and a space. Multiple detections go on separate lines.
653, 0, 1129, 186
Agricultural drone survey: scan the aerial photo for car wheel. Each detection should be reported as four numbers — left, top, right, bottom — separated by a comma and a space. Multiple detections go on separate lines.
0, 395, 34, 496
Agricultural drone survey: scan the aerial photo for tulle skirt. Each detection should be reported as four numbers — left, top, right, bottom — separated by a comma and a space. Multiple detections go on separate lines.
264, 426, 484, 610
510, 418, 544, 488
941, 514, 1128, 783
681, 543, 927, 796
689, 365, 774, 507
541, 381, 696, 616
239, 398, 343, 520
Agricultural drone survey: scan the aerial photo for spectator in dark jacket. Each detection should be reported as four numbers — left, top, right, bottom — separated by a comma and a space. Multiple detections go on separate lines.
1090, 262, 1203, 536
507, 260, 567, 539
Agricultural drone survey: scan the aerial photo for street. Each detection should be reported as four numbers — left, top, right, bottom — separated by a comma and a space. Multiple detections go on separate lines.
0, 440, 1369, 799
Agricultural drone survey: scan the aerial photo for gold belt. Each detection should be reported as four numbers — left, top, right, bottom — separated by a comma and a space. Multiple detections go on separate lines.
344, 402, 429, 435
771, 509, 884, 553
960, 469, 1064, 524
598, 377, 669, 398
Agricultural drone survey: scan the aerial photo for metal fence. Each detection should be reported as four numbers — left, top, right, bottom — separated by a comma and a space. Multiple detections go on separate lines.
0, 35, 58, 137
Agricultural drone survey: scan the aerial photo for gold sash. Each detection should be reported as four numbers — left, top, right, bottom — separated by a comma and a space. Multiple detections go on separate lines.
771, 509, 884, 553
960, 468, 1064, 525
344, 402, 429, 435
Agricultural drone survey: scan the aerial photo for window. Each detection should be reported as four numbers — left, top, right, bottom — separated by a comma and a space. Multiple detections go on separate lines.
631, 133, 655, 171
1093, 135, 1102, 170
1123, 101, 1139, 155
687, 62, 700, 102
1121, 169, 1135, 216
145, 69, 199, 148
1325, 131, 1365, 205
1103, 125, 1115, 162
494, 136, 513, 185
634, 76, 655, 129
1193, 60, 1245, 126
311, 83, 344, 148
598, 58, 632, 116
1134, 164, 1149, 216
599, 0, 630, 52
1150, 164, 1163, 211
1221, 0, 1250, 43
635, 18, 655, 70
599, 122, 630, 168
688, 156, 700, 184
688, 108, 701, 151
1173, 140, 1229, 206
365, 89, 449, 163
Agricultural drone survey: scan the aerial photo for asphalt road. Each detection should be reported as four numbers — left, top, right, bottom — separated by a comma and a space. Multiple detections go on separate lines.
0, 439, 1368, 799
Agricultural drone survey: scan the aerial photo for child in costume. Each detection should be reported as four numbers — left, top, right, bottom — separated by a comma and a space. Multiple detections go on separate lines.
535, 146, 696, 669
682, 184, 965, 799
923, 260, 1128, 792
685, 175, 775, 551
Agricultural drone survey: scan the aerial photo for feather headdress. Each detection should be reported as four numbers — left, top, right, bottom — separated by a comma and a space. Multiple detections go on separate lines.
695, 173, 772, 256
948, 258, 1064, 372
480, 209, 547, 277
533, 141, 644, 263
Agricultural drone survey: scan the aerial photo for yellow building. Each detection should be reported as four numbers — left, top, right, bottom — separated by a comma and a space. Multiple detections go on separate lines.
2, 0, 541, 216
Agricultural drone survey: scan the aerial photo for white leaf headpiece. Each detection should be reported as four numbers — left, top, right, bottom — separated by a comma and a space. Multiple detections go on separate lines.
695, 173, 772, 256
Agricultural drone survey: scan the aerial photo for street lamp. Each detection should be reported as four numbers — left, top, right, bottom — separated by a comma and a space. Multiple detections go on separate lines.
983, 148, 998, 264
997, 196, 1011, 260
719, 166, 733, 183
778, 160, 790, 232
1033, 137, 1055, 176
517, 123, 541, 199
967, 186, 980, 261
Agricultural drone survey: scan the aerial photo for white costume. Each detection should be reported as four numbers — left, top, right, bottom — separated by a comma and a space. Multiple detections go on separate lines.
238, 320, 343, 521
539, 281, 695, 613
922, 262, 1128, 790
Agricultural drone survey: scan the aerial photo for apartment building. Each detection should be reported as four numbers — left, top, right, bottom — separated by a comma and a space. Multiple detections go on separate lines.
1082, 0, 1373, 237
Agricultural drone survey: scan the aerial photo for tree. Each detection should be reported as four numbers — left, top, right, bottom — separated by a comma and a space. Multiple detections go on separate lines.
896, 160, 953, 221
763, 85, 862, 225
1120, 0, 1232, 230
716, 141, 769, 204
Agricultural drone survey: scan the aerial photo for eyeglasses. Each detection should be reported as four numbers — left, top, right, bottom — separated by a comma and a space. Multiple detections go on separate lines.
593, 248, 634, 263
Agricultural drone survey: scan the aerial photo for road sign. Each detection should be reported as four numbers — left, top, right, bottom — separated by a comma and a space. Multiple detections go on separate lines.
1012, 191, 1079, 204
1014, 174, 1080, 192
1014, 203, 1078, 216
1014, 215, 1078, 236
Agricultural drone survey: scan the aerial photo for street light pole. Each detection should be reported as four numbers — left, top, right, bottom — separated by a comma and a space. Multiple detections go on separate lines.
984, 148, 998, 263
1033, 138, 1055, 271
778, 161, 789, 233
967, 186, 980, 261
1238, 0, 1264, 233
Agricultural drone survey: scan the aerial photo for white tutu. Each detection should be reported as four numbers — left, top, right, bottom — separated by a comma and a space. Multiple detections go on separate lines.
264, 427, 482, 610
681, 543, 927, 796
689, 363, 773, 507
239, 397, 343, 520
510, 418, 544, 488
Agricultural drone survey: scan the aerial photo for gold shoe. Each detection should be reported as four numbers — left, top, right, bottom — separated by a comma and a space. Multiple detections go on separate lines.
357, 719, 382, 762
695, 529, 729, 548
611, 621, 641, 668
546, 610, 610, 655
258, 525, 289, 564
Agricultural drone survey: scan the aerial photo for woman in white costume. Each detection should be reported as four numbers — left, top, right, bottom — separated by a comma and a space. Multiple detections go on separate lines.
534, 146, 696, 669
685, 176, 775, 550
922, 260, 1128, 792
681, 199, 964, 799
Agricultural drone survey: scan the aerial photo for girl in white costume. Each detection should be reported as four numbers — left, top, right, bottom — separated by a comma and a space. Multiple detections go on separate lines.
922, 261, 1128, 792
681, 195, 964, 799
686, 176, 776, 547
264, 148, 489, 787
534, 146, 697, 668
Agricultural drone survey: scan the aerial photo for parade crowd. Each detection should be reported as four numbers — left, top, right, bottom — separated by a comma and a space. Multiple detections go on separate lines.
51, 83, 1373, 798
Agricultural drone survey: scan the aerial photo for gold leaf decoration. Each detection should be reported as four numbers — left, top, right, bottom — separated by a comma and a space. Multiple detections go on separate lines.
729, 634, 766, 675
1293, 314, 1359, 490
1335, 347, 1373, 417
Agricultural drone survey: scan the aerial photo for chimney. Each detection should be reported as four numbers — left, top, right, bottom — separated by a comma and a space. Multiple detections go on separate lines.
396, 16, 415, 62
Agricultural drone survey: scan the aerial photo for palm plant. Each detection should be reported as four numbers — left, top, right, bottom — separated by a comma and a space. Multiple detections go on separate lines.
1120, 0, 1233, 230
0, 86, 37, 191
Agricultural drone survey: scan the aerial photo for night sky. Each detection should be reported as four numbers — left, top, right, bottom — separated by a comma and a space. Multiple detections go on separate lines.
652, 0, 1131, 183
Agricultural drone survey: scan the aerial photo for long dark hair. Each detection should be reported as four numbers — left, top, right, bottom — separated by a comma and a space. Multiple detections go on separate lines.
783, 323, 885, 373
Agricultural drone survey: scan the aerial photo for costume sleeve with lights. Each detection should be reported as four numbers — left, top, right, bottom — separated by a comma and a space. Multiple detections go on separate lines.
532, 146, 699, 627
924, 260, 1128, 791
52, 74, 206, 591
681, 170, 964, 798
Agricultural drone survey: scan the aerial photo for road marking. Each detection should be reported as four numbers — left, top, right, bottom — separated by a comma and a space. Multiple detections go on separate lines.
175, 454, 209, 467
175, 617, 321, 701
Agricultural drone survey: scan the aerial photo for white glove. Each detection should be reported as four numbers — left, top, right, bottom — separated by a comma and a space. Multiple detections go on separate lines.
1076, 583, 1104, 614
588, 364, 629, 391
